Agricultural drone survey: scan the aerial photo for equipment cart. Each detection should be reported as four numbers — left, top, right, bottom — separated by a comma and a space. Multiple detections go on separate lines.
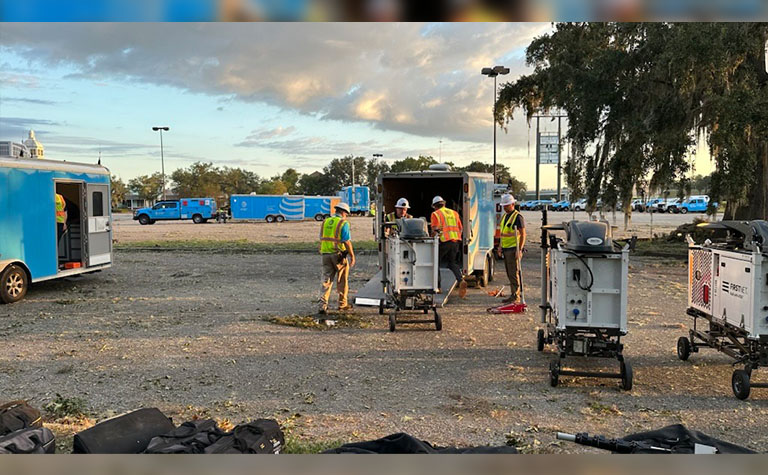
379, 218, 442, 332
538, 214, 634, 389
677, 220, 768, 400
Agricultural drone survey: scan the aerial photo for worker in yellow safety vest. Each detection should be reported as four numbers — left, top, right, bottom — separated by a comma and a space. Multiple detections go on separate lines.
496, 193, 526, 303
430, 195, 467, 298
384, 197, 412, 235
318, 202, 356, 315
55, 193, 68, 242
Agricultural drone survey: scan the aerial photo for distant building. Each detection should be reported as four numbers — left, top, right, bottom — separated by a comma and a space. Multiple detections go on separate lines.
122, 193, 149, 210
23, 130, 44, 159
0, 141, 29, 158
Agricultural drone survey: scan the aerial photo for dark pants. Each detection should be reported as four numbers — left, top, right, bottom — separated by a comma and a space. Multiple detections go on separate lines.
502, 248, 521, 300
438, 240, 463, 285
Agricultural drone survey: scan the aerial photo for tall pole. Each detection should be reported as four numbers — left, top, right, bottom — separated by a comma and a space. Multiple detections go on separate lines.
535, 116, 541, 200
557, 116, 562, 201
493, 74, 497, 184
159, 129, 166, 201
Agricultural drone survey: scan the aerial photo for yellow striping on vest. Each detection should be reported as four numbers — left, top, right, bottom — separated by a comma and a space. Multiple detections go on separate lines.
55, 194, 66, 223
434, 207, 461, 242
319, 215, 348, 254
499, 210, 520, 249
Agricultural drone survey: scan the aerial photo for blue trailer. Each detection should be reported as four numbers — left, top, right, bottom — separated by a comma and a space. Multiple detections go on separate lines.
337, 185, 370, 215
304, 195, 341, 221
0, 157, 113, 303
133, 197, 216, 225
354, 166, 496, 307
230, 194, 305, 222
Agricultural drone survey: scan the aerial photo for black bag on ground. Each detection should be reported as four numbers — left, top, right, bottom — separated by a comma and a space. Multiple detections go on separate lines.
73, 408, 175, 454
204, 419, 284, 454
144, 419, 228, 454
0, 401, 43, 436
323, 433, 518, 454
0, 427, 55, 454
621, 424, 756, 454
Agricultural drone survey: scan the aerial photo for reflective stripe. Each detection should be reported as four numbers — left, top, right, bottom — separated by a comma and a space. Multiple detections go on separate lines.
55, 194, 66, 223
433, 207, 461, 242
499, 211, 519, 248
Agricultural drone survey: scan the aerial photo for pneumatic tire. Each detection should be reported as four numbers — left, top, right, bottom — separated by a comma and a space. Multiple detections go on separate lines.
1, 264, 28, 304
537, 329, 545, 352
732, 370, 751, 400
138, 214, 150, 225
677, 336, 691, 361
192, 214, 203, 224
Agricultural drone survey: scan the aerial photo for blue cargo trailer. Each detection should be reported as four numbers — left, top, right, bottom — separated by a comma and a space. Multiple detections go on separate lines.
0, 157, 113, 303
337, 185, 370, 215
304, 195, 341, 221
230, 194, 305, 222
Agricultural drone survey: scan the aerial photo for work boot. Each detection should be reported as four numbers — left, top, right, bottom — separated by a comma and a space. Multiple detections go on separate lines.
337, 304, 353, 312
502, 296, 515, 303
458, 280, 468, 299
318, 306, 327, 315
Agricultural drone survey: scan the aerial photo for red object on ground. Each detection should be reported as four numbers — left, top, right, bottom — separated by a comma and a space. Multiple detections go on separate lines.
486, 302, 528, 314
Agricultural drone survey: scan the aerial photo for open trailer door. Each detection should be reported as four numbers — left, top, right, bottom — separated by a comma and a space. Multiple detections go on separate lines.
85, 183, 112, 267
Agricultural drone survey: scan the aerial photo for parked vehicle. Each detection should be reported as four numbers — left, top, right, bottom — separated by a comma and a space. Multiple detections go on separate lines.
679, 196, 713, 214
571, 199, 588, 211
133, 198, 216, 225
534, 199, 556, 211
551, 200, 570, 211
337, 185, 370, 216
230, 194, 304, 222
304, 195, 341, 221
1, 156, 112, 303
631, 198, 645, 212
644, 198, 664, 213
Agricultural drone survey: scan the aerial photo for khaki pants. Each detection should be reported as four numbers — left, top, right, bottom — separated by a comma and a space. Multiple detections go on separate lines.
503, 248, 521, 301
320, 253, 349, 308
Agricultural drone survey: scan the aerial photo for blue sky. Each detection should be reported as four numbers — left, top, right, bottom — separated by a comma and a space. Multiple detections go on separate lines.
0, 22, 713, 187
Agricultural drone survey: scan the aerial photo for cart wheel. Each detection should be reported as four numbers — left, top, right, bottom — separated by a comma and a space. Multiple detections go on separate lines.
732, 369, 751, 400
620, 360, 633, 391
549, 360, 559, 387
379, 299, 385, 315
676, 336, 691, 361
434, 309, 442, 331
388, 311, 396, 332
537, 329, 545, 352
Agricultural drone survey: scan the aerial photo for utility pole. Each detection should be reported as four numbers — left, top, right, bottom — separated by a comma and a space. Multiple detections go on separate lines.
557, 116, 562, 201
151, 126, 169, 200
481, 66, 509, 184
535, 116, 541, 200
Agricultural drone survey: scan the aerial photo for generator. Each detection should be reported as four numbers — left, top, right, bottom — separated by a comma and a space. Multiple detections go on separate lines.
677, 220, 768, 400
538, 216, 633, 390
380, 218, 442, 331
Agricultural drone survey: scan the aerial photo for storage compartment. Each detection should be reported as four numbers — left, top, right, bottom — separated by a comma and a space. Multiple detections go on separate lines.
380, 176, 463, 223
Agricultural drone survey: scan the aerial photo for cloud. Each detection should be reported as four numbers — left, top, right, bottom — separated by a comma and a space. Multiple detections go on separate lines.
0, 116, 61, 139
2, 97, 60, 105
0, 23, 550, 143
236, 125, 297, 146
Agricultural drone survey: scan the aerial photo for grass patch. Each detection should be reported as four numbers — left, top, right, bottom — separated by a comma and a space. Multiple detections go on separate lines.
631, 238, 687, 258
115, 239, 378, 253
283, 437, 348, 454
261, 313, 373, 330
44, 394, 90, 419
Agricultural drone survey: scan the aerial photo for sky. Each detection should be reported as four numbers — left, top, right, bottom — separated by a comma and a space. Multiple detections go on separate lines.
0, 22, 714, 189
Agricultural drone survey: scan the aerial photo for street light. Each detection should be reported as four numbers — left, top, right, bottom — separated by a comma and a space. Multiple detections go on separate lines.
151, 126, 169, 200
481, 65, 509, 183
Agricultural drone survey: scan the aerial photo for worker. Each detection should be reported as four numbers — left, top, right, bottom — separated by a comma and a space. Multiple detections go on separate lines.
430, 195, 467, 298
318, 202, 356, 314
496, 193, 526, 303
383, 197, 412, 235
55, 192, 68, 242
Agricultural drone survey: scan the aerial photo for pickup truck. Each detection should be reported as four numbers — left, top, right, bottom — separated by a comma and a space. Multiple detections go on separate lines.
678, 197, 714, 214
133, 198, 216, 225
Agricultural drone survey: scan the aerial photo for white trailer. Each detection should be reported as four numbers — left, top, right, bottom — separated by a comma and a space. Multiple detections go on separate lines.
677, 220, 768, 399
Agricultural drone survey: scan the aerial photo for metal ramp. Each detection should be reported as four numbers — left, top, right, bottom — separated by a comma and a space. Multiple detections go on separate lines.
353, 269, 457, 307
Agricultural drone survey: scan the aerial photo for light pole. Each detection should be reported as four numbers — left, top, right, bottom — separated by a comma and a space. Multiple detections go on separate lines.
481, 65, 509, 183
151, 126, 169, 200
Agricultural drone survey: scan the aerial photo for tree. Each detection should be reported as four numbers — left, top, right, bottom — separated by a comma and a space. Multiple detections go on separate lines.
299, 171, 336, 196
390, 156, 437, 173
456, 161, 514, 183
506, 176, 527, 200
128, 173, 164, 202
110, 174, 127, 209
323, 155, 368, 191
170, 162, 223, 198
365, 158, 390, 198
495, 22, 768, 222
280, 168, 301, 194
259, 179, 287, 195
219, 167, 261, 195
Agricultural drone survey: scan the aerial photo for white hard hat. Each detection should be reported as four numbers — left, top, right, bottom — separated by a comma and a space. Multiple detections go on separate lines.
500, 193, 516, 206
395, 198, 410, 209
335, 202, 351, 213
432, 195, 445, 206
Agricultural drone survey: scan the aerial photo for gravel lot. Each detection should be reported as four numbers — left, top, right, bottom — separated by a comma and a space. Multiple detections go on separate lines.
2, 247, 766, 453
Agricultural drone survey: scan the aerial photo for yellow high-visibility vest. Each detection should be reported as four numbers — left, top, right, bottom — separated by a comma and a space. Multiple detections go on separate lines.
55, 194, 66, 223
432, 207, 461, 242
499, 210, 520, 249
319, 215, 348, 254
385, 212, 412, 223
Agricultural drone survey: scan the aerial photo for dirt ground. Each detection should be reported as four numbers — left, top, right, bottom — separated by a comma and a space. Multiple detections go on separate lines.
112, 210, 711, 244
2, 248, 766, 453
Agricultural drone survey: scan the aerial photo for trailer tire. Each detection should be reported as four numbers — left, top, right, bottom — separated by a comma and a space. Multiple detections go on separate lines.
192, 214, 203, 224
676, 336, 691, 361
537, 329, 545, 352
487, 255, 495, 283
620, 360, 633, 391
1, 264, 28, 304
434, 309, 442, 331
732, 370, 751, 400
388, 311, 396, 332
680, 207, 688, 214
138, 214, 150, 225
275, 215, 285, 223
549, 360, 559, 387
477, 258, 490, 287
265, 215, 275, 223
314, 214, 325, 222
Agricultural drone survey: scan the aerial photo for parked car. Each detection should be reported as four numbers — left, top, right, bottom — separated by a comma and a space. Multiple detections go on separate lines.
679, 196, 713, 214
644, 198, 664, 213
533, 199, 556, 211
571, 198, 588, 211
551, 199, 570, 211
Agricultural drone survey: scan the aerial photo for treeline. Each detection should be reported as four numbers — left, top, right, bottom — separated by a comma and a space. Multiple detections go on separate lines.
111, 155, 527, 207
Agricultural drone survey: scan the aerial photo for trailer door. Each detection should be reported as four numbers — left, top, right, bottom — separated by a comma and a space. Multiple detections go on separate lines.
85, 183, 112, 266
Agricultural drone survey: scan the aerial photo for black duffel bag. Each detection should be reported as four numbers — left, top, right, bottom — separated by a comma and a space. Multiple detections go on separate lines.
73, 408, 175, 454
0, 401, 43, 436
0, 427, 55, 454
323, 433, 518, 454
145, 419, 228, 454
204, 419, 284, 454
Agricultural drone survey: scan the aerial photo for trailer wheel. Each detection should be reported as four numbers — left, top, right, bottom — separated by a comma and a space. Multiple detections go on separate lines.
388, 310, 396, 332
265, 215, 275, 223
192, 214, 203, 224
138, 214, 150, 225
434, 308, 442, 331
549, 360, 559, 387
1, 265, 28, 304
732, 370, 751, 400
314, 214, 325, 222
676, 336, 691, 361
537, 329, 545, 352
488, 255, 495, 282
620, 360, 633, 391
275, 215, 285, 223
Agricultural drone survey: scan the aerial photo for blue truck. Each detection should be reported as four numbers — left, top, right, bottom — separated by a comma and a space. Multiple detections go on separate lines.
337, 185, 370, 215
304, 195, 341, 221
133, 198, 216, 225
0, 156, 113, 303
230, 194, 305, 222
